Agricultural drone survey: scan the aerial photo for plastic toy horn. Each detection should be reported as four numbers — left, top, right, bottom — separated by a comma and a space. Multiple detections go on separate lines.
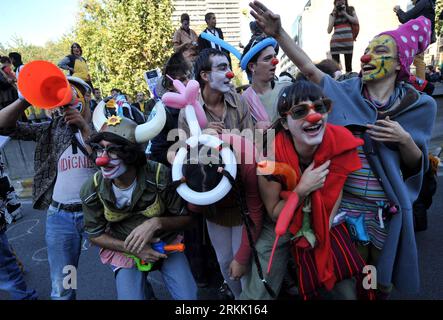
18, 60, 74, 109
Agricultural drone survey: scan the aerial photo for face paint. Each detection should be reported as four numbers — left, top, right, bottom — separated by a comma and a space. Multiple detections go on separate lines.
286, 100, 328, 147
207, 55, 232, 93
361, 35, 398, 82
70, 85, 87, 116
101, 158, 128, 180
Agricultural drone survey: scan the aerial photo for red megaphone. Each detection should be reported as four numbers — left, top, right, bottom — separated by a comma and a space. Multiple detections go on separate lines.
18, 60, 73, 109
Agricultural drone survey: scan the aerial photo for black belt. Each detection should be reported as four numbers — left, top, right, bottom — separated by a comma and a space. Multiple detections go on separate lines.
51, 200, 83, 212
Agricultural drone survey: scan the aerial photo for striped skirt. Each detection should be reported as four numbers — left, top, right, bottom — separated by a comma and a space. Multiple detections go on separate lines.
330, 23, 354, 55
292, 223, 372, 300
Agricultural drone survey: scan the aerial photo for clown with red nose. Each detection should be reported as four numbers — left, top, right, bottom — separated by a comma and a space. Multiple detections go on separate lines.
240, 36, 291, 129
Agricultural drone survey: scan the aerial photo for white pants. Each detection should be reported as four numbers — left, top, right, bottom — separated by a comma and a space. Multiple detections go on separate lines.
206, 220, 244, 299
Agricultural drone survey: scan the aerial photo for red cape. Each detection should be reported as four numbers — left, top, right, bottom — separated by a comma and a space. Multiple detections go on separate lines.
275, 124, 363, 290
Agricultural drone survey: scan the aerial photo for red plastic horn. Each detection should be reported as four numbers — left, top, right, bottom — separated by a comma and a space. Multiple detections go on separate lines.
271, 58, 279, 66
305, 113, 322, 124
360, 54, 372, 64
96, 157, 110, 167
225, 71, 235, 79
17, 60, 73, 109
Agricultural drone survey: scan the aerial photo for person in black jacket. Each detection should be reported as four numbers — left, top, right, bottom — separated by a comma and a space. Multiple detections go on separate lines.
394, 0, 436, 79
198, 13, 232, 66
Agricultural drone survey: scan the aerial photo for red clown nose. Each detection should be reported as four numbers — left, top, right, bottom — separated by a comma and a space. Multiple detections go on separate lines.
225, 71, 235, 79
271, 58, 279, 66
360, 54, 372, 64
96, 157, 110, 167
305, 113, 322, 124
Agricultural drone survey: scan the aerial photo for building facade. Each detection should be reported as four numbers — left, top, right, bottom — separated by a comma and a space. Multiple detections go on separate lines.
279, 0, 412, 75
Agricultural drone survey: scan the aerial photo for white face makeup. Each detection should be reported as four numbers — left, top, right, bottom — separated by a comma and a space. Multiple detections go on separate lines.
285, 100, 328, 148
207, 55, 232, 93
101, 158, 128, 180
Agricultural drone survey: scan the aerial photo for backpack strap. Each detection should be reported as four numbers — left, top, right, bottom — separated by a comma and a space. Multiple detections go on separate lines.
93, 172, 100, 188
155, 162, 162, 187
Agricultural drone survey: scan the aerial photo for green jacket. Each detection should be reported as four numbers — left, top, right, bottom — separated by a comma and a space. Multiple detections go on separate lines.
80, 160, 186, 242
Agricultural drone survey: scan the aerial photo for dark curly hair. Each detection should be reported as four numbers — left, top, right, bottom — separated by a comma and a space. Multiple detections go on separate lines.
162, 52, 190, 89
87, 132, 147, 167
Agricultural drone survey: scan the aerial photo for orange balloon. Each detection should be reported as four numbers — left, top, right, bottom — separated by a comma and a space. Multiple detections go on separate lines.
257, 160, 299, 191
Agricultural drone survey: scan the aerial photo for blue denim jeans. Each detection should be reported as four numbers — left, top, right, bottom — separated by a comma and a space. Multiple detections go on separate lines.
114, 251, 197, 300
45, 205, 85, 300
0, 231, 37, 300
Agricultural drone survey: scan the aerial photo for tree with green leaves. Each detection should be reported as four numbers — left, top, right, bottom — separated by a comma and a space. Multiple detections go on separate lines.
0, 36, 73, 65
75, 0, 175, 98
436, 0, 443, 37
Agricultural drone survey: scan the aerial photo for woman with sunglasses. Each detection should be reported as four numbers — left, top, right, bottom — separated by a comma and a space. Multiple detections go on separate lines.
241, 81, 369, 300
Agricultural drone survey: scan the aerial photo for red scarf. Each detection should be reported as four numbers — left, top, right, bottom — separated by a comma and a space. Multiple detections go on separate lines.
275, 124, 363, 290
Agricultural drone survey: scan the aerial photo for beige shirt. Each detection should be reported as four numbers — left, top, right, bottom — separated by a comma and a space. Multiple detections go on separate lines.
178, 90, 254, 140
173, 27, 198, 51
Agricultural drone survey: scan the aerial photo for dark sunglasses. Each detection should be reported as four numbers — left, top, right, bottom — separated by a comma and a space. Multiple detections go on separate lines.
285, 98, 332, 120
90, 143, 123, 159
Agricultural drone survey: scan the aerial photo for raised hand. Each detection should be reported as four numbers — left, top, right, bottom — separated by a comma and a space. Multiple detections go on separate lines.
249, 1, 282, 38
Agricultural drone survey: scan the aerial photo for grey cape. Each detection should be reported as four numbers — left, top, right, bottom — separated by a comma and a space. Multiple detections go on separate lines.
321, 75, 437, 293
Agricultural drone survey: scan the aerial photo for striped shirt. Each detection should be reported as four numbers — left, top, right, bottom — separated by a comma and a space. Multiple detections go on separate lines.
330, 14, 354, 54
337, 142, 390, 250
